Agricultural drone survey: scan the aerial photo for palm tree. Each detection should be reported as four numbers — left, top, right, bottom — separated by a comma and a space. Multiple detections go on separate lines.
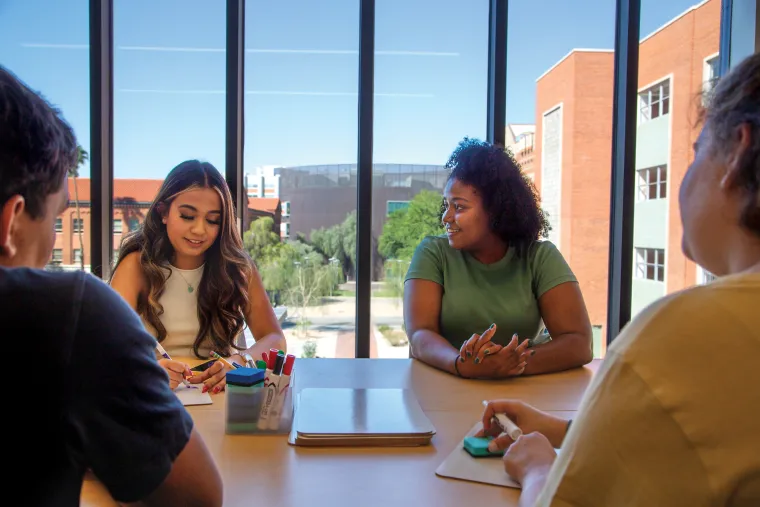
69, 146, 87, 271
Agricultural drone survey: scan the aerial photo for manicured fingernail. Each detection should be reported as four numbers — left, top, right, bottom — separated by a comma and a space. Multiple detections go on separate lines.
474, 357, 480, 364
531, 350, 536, 356
467, 351, 472, 357
489, 323, 495, 330
484, 349, 491, 355
460, 356, 465, 363
488, 441, 499, 452
213, 386, 220, 394
202, 385, 208, 393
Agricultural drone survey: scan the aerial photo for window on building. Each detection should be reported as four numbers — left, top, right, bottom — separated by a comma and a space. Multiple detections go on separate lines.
73, 249, 82, 264
72, 218, 84, 233
636, 165, 667, 201
55, 218, 63, 233
282, 201, 290, 218
113, 219, 122, 234
697, 266, 717, 285
280, 222, 290, 239
386, 201, 410, 216
639, 79, 670, 123
52, 249, 63, 263
703, 54, 720, 99
635, 248, 665, 282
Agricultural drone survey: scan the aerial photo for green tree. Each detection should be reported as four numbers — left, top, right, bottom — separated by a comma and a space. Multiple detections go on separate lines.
69, 146, 88, 271
243, 216, 281, 262
378, 190, 443, 261
311, 210, 356, 278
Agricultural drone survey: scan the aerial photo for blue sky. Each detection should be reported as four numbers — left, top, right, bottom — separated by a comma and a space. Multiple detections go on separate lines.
0, 0, 703, 179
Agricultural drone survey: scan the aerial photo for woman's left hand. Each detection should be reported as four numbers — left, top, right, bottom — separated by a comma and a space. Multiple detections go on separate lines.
188, 356, 240, 394
503, 432, 557, 484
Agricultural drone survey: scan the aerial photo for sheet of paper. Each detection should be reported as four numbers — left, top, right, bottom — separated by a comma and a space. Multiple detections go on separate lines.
435, 422, 520, 489
175, 383, 212, 406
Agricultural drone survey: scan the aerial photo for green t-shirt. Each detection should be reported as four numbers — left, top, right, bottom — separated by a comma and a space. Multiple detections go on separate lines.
404, 235, 577, 348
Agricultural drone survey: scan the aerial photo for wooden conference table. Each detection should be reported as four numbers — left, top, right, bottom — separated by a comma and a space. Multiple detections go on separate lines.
81, 358, 600, 507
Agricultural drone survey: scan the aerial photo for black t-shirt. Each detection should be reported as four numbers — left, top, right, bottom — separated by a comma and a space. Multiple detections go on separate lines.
1, 267, 193, 506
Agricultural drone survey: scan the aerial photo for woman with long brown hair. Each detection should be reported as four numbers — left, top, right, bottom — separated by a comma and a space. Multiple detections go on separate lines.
111, 160, 285, 394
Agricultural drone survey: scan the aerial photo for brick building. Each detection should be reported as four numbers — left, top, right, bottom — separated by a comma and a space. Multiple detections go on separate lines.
532, 0, 721, 354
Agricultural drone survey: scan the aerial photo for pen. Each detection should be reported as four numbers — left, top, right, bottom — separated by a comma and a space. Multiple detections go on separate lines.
210, 351, 239, 370
482, 400, 522, 440
244, 353, 255, 368
155, 343, 194, 389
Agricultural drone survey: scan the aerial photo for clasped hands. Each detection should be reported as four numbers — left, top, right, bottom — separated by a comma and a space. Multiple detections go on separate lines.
456, 324, 532, 379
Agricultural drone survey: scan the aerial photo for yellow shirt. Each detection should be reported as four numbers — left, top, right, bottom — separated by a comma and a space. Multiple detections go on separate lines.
538, 273, 760, 507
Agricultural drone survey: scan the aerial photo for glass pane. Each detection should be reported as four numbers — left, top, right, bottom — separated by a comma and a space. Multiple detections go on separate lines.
632, 0, 722, 318
244, 0, 359, 358
372, 0, 488, 358
113, 0, 226, 263
0, 0, 91, 272
505, 0, 616, 357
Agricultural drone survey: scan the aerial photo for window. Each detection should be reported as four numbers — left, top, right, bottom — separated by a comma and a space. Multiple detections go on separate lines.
245, 0, 359, 358
72, 218, 84, 233
73, 249, 82, 264
371, 0, 488, 359
632, 1, 720, 322
637, 166, 667, 201
703, 54, 720, 98
639, 79, 670, 123
52, 249, 63, 263
386, 201, 410, 216
2, 0, 91, 272
113, 219, 122, 234
635, 248, 665, 282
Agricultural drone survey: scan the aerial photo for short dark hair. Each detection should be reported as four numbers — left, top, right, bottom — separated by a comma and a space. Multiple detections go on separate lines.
0, 66, 77, 219
704, 53, 760, 237
446, 138, 550, 257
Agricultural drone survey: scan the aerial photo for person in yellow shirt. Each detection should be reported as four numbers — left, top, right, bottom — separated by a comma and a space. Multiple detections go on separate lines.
479, 52, 760, 506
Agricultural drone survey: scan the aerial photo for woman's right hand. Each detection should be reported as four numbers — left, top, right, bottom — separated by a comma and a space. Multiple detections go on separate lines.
158, 359, 192, 390
476, 399, 570, 450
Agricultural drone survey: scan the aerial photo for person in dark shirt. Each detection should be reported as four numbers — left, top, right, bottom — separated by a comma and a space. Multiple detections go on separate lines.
0, 66, 222, 506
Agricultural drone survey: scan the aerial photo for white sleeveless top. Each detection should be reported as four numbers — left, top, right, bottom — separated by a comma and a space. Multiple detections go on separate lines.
143, 264, 247, 358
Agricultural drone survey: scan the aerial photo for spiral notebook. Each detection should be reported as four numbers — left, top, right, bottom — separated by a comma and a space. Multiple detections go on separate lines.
288, 388, 436, 447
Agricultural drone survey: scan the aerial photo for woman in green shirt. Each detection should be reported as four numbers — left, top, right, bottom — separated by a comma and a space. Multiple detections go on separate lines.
404, 139, 593, 378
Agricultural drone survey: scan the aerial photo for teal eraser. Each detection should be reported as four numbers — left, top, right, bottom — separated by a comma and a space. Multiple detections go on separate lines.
463, 436, 505, 457
226, 368, 265, 387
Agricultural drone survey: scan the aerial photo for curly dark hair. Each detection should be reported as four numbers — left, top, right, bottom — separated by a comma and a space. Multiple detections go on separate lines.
0, 66, 77, 218
703, 52, 760, 237
445, 138, 550, 257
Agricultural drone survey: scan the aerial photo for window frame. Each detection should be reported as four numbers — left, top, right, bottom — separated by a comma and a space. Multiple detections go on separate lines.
636, 165, 668, 201
638, 78, 670, 124
635, 247, 665, 282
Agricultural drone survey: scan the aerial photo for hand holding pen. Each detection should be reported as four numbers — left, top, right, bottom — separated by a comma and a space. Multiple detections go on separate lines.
155, 343, 194, 390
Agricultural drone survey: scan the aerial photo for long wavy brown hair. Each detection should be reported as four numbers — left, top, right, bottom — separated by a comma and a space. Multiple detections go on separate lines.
112, 160, 252, 357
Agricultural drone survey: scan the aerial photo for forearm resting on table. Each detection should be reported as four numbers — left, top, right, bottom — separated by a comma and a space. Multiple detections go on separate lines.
409, 329, 459, 375
524, 332, 592, 375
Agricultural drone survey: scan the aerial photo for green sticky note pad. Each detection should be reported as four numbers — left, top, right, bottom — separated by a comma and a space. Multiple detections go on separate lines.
463, 436, 505, 457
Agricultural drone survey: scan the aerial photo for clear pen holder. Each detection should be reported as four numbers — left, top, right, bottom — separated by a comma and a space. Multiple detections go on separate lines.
225, 374, 294, 435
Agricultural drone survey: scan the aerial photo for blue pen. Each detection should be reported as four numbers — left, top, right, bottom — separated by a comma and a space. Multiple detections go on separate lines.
156, 343, 195, 388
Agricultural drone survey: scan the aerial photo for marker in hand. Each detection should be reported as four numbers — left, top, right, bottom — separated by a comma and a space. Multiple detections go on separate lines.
482, 400, 522, 440
155, 342, 194, 389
